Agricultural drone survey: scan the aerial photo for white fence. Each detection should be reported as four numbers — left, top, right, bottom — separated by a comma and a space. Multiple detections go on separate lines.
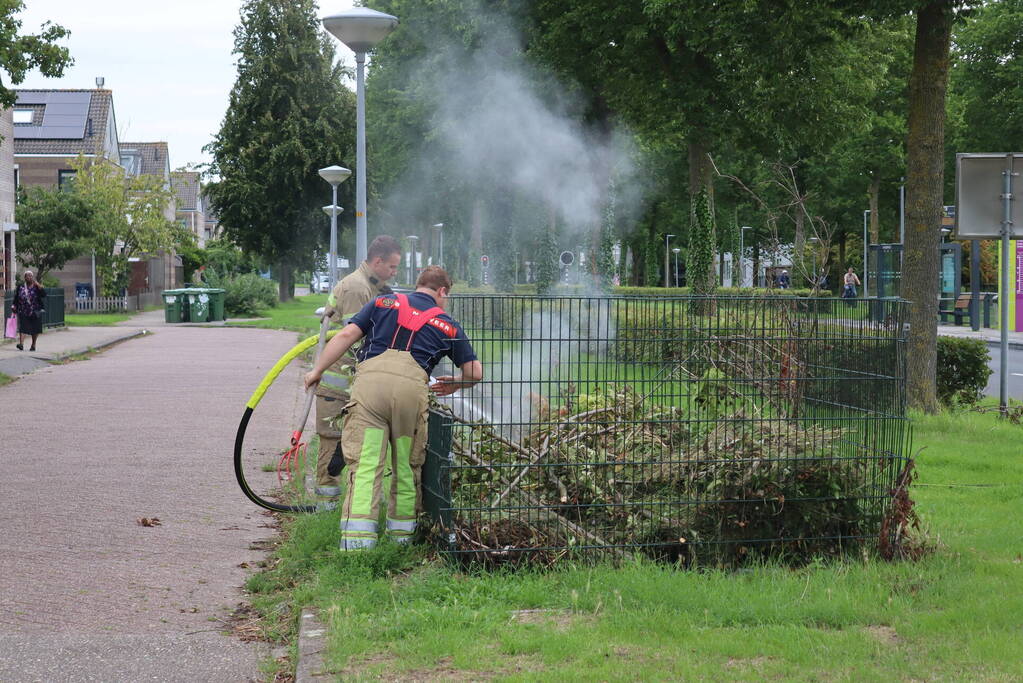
74, 296, 128, 312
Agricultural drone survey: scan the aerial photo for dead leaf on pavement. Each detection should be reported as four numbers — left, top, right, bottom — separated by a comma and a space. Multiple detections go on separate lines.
137, 517, 162, 527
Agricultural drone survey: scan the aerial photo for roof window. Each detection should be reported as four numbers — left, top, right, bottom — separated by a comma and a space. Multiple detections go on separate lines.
13, 109, 33, 124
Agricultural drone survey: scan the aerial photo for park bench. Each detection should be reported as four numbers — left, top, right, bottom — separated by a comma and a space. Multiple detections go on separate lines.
938, 293, 972, 326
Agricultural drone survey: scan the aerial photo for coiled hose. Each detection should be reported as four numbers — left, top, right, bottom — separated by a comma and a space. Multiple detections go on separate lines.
233, 329, 340, 512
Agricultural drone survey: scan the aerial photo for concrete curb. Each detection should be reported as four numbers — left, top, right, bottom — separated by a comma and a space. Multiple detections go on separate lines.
0, 329, 150, 380
984, 340, 1023, 351
295, 607, 331, 682
51, 328, 150, 361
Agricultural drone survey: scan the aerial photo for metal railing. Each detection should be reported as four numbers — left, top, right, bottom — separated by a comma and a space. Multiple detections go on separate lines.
424, 295, 910, 567
3, 288, 65, 329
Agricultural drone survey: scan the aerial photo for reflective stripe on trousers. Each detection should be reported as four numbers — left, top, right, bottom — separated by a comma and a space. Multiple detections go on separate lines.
338, 350, 428, 548
320, 371, 349, 392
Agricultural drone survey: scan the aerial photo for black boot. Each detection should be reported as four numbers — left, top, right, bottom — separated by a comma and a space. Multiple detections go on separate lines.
327, 442, 345, 477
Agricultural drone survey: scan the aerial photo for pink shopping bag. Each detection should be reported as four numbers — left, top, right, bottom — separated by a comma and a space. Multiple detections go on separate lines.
4, 313, 15, 339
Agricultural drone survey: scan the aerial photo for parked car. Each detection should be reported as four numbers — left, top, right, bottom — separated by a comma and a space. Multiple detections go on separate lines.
310, 272, 330, 293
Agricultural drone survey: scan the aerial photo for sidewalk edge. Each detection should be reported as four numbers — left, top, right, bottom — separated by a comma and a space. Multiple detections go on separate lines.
295, 607, 330, 682
52, 328, 150, 361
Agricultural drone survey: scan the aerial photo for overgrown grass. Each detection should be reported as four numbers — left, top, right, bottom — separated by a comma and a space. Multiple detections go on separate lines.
66, 312, 133, 326
245, 407, 1022, 680
226, 294, 324, 335
0, 372, 12, 387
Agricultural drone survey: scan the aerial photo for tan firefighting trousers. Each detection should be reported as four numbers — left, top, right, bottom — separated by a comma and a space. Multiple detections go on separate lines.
338, 349, 429, 550
314, 393, 346, 499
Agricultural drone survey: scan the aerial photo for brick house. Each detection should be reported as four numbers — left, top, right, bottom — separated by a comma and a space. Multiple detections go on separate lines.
120, 141, 180, 294
202, 191, 220, 243
171, 171, 206, 247
12, 87, 179, 301
1, 108, 17, 296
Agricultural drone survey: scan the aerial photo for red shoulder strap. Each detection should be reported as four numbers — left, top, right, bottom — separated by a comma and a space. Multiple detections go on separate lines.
395, 293, 443, 333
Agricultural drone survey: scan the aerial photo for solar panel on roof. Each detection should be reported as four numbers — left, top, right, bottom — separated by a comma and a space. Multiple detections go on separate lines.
12, 91, 92, 139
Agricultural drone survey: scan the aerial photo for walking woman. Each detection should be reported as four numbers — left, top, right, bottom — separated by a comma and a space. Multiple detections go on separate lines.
12, 270, 46, 351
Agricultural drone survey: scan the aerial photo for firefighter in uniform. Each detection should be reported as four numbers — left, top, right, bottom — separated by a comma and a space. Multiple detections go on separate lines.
305, 266, 482, 550
313, 235, 402, 505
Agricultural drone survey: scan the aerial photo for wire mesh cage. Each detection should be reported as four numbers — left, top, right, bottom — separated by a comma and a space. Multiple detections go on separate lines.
425, 295, 910, 568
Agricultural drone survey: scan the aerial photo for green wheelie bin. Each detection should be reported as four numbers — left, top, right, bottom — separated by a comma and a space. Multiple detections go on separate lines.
206, 288, 226, 321
162, 289, 186, 323
186, 289, 211, 322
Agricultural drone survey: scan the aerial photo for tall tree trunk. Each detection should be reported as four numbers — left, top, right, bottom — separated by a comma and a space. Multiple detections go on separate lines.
687, 137, 717, 295
794, 209, 806, 255
903, 0, 953, 413
838, 231, 847, 275
868, 174, 881, 244
278, 262, 293, 303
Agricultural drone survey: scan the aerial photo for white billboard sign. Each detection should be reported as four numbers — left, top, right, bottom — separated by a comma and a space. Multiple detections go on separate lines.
954, 153, 1023, 239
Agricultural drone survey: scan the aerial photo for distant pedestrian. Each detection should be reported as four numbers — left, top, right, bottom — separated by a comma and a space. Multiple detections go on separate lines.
777, 270, 790, 289
11, 270, 46, 351
842, 267, 861, 305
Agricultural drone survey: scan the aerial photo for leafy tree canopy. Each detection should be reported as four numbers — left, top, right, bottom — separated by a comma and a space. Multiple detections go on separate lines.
0, 1, 72, 110
205, 0, 357, 301
15, 185, 96, 280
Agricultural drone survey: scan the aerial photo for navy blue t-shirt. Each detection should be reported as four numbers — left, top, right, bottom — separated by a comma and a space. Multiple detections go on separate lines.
347, 292, 477, 375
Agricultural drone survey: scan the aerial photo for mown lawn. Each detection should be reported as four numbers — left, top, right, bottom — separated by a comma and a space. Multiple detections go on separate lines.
65, 312, 133, 326
226, 293, 325, 335
245, 406, 1023, 681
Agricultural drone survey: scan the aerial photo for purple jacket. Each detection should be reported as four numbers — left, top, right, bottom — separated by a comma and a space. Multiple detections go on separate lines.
12, 283, 45, 316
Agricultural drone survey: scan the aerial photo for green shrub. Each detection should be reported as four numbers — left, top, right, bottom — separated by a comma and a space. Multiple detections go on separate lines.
212, 271, 278, 317
936, 336, 992, 406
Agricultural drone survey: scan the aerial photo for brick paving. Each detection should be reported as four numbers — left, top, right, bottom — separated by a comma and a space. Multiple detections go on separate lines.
0, 325, 307, 681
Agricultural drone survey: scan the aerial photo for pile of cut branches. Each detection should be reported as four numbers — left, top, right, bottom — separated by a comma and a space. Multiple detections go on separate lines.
431, 384, 883, 568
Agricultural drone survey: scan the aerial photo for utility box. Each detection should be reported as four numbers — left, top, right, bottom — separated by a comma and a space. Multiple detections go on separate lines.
422, 410, 454, 545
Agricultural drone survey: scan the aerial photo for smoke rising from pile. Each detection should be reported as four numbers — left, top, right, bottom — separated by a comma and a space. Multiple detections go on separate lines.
377, 6, 644, 244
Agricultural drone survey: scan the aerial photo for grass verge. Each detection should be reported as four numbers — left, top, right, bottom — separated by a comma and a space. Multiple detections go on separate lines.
244, 408, 1023, 681
227, 294, 324, 335
65, 312, 134, 326
0, 371, 12, 387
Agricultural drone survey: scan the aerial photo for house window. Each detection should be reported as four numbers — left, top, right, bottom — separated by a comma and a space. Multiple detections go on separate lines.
13, 109, 33, 124
58, 169, 77, 189
13, 168, 19, 189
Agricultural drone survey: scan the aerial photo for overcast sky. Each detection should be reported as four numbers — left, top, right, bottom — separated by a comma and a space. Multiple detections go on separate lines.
16, 0, 356, 169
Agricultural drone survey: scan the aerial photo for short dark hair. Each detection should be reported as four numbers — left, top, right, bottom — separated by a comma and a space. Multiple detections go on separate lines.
367, 235, 401, 262
416, 266, 453, 292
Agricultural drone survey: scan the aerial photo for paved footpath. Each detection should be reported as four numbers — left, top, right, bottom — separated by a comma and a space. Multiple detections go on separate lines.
0, 317, 307, 681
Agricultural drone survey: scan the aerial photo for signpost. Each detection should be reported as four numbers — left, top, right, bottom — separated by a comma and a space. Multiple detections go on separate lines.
954, 153, 1023, 415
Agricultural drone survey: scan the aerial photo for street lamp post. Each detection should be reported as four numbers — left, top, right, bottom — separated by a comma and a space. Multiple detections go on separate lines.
739, 226, 752, 288
899, 177, 905, 245
432, 223, 444, 268
664, 234, 675, 287
322, 7, 399, 265
318, 165, 351, 289
862, 210, 870, 296
407, 235, 419, 284
671, 247, 681, 287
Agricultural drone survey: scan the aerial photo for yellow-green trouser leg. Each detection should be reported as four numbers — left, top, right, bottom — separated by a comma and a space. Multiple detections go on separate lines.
314, 394, 345, 501
339, 350, 429, 551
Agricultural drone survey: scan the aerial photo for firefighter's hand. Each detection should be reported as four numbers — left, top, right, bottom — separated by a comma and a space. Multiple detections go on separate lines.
304, 370, 322, 391
431, 376, 461, 397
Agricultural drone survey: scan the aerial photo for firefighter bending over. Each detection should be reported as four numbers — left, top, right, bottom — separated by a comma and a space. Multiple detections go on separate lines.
305, 266, 482, 550
313, 236, 401, 506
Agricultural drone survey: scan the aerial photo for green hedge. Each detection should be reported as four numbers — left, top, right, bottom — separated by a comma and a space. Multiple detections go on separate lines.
205, 270, 278, 317
493, 284, 832, 297
936, 337, 992, 406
